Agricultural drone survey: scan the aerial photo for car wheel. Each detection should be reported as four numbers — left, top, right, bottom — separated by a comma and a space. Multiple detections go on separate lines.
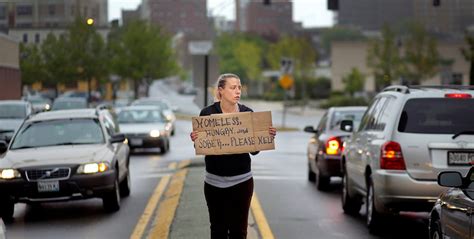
341, 170, 361, 215
103, 177, 121, 212
316, 167, 330, 191
119, 169, 131, 197
430, 219, 442, 239
160, 140, 169, 155
171, 127, 175, 136
308, 163, 316, 182
367, 178, 383, 233
0, 197, 14, 221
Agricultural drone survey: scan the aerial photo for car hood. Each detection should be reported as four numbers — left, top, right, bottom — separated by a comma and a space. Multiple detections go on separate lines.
0, 144, 110, 168
120, 123, 167, 134
0, 119, 23, 131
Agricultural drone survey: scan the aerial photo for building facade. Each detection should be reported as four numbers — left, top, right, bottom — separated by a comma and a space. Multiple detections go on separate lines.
140, 0, 211, 39
0, 33, 21, 100
235, 0, 293, 39
336, 0, 474, 35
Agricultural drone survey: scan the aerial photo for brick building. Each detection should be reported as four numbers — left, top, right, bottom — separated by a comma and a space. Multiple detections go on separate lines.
0, 33, 21, 100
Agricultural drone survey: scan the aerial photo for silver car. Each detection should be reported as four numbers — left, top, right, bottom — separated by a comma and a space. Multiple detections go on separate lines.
340, 85, 474, 232
131, 98, 177, 136
117, 106, 172, 154
0, 100, 33, 143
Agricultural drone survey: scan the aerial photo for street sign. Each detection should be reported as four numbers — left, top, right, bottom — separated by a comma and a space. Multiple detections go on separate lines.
279, 74, 294, 90
188, 41, 213, 55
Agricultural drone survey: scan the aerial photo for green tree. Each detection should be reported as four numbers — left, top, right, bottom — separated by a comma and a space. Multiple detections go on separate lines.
40, 34, 75, 92
67, 18, 109, 100
343, 68, 364, 97
461, 32, 474, 85
109, 20, 179, 98
234, 41, 262, 82
267, 36, 316, 99
402, 23, 439, 84
367, 24, 403, 91
19, 43, 46, 85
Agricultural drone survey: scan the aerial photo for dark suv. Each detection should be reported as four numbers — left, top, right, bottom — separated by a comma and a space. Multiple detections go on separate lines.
0, 108, 131, 221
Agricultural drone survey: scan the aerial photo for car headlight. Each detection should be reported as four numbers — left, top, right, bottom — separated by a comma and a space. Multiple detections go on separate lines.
0, 169, 21, 179
150, 130, 160, 137
77, 162, 110, 174
45, 104, 51, 110
165, 115, 173, 121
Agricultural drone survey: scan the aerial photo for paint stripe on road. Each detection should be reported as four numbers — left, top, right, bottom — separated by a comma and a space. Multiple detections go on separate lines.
251, 192, 275, 239
130, 162, 177, 239
147, 168, 188, 239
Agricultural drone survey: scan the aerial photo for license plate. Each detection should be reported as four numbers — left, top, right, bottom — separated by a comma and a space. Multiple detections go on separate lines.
130, 138, 143, 146
447, 151, 474, 165
37, 181, 59, 192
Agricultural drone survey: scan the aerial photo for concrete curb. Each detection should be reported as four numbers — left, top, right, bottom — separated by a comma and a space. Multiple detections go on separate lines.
0, 218, 5, 239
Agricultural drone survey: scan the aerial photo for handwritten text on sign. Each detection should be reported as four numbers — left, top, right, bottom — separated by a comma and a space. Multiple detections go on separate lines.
192, 111, 274, 155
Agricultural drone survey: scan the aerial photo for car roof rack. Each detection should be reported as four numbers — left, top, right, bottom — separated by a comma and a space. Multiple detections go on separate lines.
382, 85, 410, 94
408, 85, 474, 91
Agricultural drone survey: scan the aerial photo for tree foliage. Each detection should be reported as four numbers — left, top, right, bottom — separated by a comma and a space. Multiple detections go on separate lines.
109, 20, 179, 98
402, 23, 439, 84
19, 43, 46, 85
461, 33, 474, 85
40, 34, 74, 87
343, 68, 364, 97
367, 24, 403, 91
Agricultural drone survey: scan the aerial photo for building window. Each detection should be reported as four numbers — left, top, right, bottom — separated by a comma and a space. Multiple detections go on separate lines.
35, 33, 40, 43
49, 4, 56, 16
23, 33, 28, 43
0, 6, 6, 20
17, 5, 33, 16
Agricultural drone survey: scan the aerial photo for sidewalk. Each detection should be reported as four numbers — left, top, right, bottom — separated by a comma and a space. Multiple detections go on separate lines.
167, 159, 260, 239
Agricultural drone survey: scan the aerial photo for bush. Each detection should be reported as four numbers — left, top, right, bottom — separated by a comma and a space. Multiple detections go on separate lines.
320, 95, 368, 109
307, 77, 331, 99
262, 89, 285, 101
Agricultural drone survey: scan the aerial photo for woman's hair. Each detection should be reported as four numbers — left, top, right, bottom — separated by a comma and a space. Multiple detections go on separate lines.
215, 73, 240, 101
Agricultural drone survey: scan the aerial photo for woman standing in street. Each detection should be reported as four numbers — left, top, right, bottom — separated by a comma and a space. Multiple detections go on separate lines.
190, 73, 276, 239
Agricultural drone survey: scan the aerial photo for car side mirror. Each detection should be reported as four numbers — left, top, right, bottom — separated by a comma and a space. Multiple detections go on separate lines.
0, 141, 8, 154
340, 120, 353, 132
303, 126, 318, 134
110, 133, 126, 144
438, 171, 463, 188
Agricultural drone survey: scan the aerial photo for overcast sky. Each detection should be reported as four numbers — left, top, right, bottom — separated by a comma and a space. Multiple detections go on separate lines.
108, 0, 333, 28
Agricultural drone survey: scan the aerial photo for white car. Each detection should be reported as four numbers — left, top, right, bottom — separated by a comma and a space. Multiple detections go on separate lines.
117, 106, 172, 154
340, 85, 474, 232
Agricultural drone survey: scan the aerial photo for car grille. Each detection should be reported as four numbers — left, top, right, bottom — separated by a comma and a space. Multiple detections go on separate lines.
25, 168, 71, 182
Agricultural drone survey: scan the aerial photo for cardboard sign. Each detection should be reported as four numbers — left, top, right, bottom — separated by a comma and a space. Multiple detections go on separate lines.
192, 111, 274, 155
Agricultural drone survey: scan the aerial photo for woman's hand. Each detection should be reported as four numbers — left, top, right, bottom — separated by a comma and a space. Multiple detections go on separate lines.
269, 127, 277, 138
190, 131, 198, 142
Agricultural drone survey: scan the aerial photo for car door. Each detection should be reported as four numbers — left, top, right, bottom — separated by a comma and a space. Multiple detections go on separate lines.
441, 189, 472, 239
103, 114, 128, 179
308, 112, 328, 172
346, 98, 381, 190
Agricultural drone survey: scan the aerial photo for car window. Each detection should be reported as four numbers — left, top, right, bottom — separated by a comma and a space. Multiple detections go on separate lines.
372, 97, 395, 131
0, 104, 26, 118
117, 109, 165, 123
330, 110, 365, 131
52, 100, 87, 110
366, 97, 387, 131
398, 98, 474, 134
358, 98, 380, 132
10, 118, 104, 149
316, 112, 328, 133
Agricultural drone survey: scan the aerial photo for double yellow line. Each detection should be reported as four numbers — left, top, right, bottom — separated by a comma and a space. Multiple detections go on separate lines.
130, 160, 274, 239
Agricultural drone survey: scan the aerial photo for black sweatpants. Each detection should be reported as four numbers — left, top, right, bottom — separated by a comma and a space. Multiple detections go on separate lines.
204, 178, 254, 239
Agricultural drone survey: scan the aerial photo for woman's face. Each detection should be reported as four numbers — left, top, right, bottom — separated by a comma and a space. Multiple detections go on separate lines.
219, 77, 241, 105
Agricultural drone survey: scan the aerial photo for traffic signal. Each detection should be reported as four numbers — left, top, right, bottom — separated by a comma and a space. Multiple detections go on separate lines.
433, 0, 440, 6
263, 0, 271, 5
328, 0, 339, 10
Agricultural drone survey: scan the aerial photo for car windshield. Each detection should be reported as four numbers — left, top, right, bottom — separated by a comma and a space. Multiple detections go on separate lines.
398, 98, 474, 134
0, 104, 26, 119
10, 118, 104, 149
330, 110, 365, 130
52, 101, 87, 110
117, 109, 165, 123
29, 98, 49, 104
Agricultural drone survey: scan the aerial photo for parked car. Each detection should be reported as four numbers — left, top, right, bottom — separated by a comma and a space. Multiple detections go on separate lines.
0, 100, 34, 143
117, 106, 172, 154
429, 167, 474, 239
340, 85, 474, 232
131, 98, 177, 135
0, 108, 130, 220
52, 97, 88, 110
304, 106, 366, 190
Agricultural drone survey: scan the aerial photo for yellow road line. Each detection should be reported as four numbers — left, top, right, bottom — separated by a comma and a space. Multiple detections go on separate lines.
251, 192, 275, 239
177, 159, 191, 169
148, 169, 189, 239
130, 162, 177, 239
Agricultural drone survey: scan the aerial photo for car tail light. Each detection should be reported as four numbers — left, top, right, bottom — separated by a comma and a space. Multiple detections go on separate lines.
380, 141, 406, 170
326, 137, 343, 155
445, 93, 472, 99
